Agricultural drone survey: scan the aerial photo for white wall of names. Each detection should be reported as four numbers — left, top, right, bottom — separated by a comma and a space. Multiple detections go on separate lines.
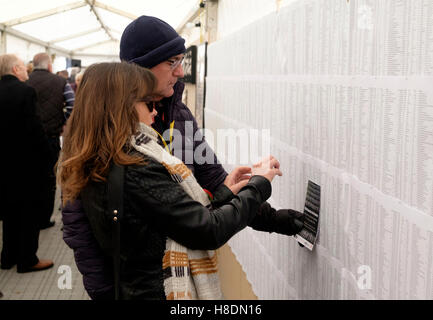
206, 0, 433, 299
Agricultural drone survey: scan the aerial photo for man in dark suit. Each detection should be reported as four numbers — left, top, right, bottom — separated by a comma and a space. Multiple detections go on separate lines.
0, 54, 54, 273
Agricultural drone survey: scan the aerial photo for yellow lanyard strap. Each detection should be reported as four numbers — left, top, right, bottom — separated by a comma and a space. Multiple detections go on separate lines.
153, 120, 175, 155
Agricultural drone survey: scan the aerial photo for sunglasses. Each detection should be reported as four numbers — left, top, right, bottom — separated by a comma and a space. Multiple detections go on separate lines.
136, 97, 155, 112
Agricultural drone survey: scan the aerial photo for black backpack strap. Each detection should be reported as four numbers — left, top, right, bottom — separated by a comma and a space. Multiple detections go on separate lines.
107, 163, 124, 300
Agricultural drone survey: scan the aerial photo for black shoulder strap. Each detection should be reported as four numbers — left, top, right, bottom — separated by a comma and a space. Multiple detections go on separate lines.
107, 163, 124, 300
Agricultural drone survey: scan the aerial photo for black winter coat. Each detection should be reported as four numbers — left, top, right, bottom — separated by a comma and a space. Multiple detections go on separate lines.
152, 81, 227, 191
0, 75, 52, 193
27, 69, 66, 136
81, 156, 272, 300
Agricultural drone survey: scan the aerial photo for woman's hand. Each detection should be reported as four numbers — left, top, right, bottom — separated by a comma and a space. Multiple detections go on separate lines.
224, 156, 282, 194
224, 166, 252, 194
251, 155, 282, 182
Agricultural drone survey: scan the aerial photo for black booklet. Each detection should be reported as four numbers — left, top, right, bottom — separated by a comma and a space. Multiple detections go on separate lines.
295, 180, 321, 250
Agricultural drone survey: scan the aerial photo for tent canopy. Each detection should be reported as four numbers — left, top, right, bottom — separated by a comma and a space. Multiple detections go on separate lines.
0, 0, 200, 61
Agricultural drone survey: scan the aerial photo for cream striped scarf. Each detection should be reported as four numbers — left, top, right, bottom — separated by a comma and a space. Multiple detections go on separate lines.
130, 122, 223, 300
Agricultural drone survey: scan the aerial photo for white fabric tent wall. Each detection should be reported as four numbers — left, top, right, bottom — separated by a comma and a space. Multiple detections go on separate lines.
206, 0, 433, 299
216, 0, 298, 39
5, 35, 45, 63
73, 41, 120, 68
73, 54, 118, 69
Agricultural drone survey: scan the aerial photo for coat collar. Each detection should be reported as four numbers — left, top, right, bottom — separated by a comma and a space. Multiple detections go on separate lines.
32, 68, 50, 73
0, 74, 19, 82
158, 81, 185, 120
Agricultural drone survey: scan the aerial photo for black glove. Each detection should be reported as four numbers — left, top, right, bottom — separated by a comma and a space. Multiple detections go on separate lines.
248, 202, 305, 236
274, 209, 304, 236
210, 186, 306, 239
283, 209, 306, 247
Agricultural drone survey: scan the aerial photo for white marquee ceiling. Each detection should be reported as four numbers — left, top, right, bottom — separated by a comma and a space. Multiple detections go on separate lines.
0, 0, 200, 56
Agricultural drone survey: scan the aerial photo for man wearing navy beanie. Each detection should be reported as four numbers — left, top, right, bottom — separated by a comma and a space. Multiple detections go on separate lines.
120, 16, 186, 69
62, 15, 304, 300
120, 16, 187, 99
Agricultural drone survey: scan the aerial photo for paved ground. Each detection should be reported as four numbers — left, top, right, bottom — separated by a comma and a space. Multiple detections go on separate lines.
0, 187, 90, 300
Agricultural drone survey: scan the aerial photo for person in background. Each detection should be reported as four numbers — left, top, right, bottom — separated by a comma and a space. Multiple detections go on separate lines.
74, 71, 84, 92
59, 62, 282, 299
56, 70, 69, 80
27, 53, 75, 230
26, 61, 33, 75
0, 54, 54, 273
62, 15, 304, 300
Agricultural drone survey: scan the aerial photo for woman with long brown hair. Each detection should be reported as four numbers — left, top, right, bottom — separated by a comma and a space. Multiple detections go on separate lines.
60, 62, 154, 201
59, 62, 283, 300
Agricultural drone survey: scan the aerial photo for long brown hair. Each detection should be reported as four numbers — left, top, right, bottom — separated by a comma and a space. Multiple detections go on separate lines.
58, 62, 156, 205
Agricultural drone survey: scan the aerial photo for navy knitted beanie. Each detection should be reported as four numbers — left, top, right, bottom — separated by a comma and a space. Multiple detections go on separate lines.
120, 15, 186, 69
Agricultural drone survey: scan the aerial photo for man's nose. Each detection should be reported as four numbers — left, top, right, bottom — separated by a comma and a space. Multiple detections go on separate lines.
173, 64, 184, 78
